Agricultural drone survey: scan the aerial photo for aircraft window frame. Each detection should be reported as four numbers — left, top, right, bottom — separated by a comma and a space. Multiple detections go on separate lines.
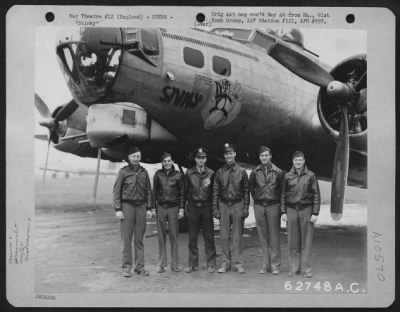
126, 28, 138, 41
140, 29, 160, 56
56, 44, 80, 84
183, 47, 204, 69
212, 55, 231, 77
211, 28, 252, 41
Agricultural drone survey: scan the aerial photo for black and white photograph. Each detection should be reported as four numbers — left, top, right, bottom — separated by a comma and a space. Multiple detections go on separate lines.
6, 6, 396, 308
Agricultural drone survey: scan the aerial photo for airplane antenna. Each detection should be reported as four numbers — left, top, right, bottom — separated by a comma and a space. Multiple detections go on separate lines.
93, 149, 101, 202
42, 138, 51, 184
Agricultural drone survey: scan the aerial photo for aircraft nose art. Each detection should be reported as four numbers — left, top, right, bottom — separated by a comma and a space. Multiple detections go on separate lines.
56, 28, 123, 105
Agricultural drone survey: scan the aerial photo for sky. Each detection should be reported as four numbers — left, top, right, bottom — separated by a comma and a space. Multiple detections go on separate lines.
34, 26, 366, 173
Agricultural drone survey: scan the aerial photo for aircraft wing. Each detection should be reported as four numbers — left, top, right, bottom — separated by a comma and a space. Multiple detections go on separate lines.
39, 167, 78, 174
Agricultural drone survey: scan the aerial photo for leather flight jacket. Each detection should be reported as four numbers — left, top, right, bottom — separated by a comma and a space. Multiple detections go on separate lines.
212, 162, 249, 212
280, 166, 321, 215
185, 166, 214, 206
153, 165, 184, 209
249, 162, 284, 204
113, 164, 152, 211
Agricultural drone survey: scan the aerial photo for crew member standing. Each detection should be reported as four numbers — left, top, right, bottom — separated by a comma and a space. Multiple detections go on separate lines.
153, 152, 185, 273
184, 147, 217, 273
212, 143, 250, 274
113, 146, 152, 277
249, 146, 284, 275
281, 151, 320, 278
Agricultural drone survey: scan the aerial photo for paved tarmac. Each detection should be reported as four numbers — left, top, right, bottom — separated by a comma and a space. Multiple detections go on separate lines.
34, 203, 367, 294
33, 175, 367, 295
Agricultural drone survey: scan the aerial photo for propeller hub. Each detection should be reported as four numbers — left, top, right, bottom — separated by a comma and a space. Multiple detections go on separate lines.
39, 118, 56, 129
326, 81, 355, 103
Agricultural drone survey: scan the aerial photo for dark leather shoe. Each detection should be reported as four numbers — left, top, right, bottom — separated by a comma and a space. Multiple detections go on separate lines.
218, 266, 230, 273
184, 266, 198, 273
232, 265, 245, 273
135, 270, 149, 276
171, 267, 181, 272
259, 267, 268, 274
122, 271, 131, 278
304, 272, 312, 278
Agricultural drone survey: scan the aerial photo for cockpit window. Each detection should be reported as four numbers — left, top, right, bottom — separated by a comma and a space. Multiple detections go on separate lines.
213, 56, 231, 76
80, 51, 97, 67
141, 29, 159, 56
252, 31, 276, 51
57, 44, 80, 83
56, 40, 121, 103
104, 49, 121, 80
211, 28, 252, 41
183, 47, 204, 68
64, 48, 75, 72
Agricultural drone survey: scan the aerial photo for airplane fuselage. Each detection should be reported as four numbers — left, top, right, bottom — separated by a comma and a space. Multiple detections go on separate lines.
115, 31, 325, 150
56, 27, 366, 186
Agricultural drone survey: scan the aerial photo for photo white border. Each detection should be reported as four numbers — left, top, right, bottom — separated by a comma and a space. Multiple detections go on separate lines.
6, 5, 396, 307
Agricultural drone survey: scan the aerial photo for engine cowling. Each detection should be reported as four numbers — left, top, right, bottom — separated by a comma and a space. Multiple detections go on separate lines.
86, 102, 178, 148
317, 54, 367, 154
51, 105, 112, 159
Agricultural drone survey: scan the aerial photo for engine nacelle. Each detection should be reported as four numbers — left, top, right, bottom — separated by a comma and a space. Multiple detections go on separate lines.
317, 54, 367, 154
86, 103, 178, 148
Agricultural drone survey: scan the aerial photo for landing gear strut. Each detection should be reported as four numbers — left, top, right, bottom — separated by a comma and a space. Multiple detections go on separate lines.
177, 164, 189, 233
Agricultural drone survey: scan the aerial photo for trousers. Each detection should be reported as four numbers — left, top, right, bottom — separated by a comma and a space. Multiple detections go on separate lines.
120, 202, 147, 272
157, 204, 179, 269
287, 206, 314, 274
219, 201, 244, 268
254, 202, 281, 271
187, 202, 216, 268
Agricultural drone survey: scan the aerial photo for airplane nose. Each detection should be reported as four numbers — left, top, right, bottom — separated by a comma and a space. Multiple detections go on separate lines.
56, 28, 123, 105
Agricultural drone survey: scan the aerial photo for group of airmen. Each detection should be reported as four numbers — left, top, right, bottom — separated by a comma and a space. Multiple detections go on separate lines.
113, 143, 320, 278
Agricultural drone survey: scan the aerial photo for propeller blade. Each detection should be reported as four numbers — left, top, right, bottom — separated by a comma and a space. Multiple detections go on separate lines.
34, 94, 51, 119
269, 43, 334, 87
354, 71, 366, 92
42, 137, 51, 185
54, 99, 79, 122
49, 130, 59, 144
330, 106, 350, 220
93, 149, 101, 202
355, 88, 367, 114
354, 71, 367, 114
34, 134, 49, 141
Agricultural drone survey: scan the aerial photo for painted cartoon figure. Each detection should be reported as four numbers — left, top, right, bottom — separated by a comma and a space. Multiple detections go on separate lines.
202, 78, 241, 130
209, 79, 233, 118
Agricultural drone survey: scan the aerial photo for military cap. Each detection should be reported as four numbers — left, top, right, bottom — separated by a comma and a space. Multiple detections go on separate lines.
223, 142, 235, 153
292, 150, 305, 159
127, 146, 141, 155
194, 147, 208, 157
259, 145, 271, 155
160, 152, 172, 162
